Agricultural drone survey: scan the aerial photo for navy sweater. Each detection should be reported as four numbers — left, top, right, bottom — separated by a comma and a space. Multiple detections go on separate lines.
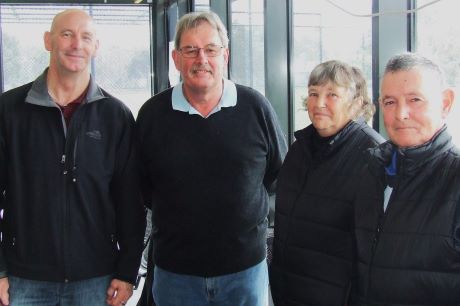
137, 84, 287, 276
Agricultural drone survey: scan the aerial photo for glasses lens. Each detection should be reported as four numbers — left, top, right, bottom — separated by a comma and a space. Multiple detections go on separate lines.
181, 47, 198, 58
180, 45, 223, 58
205, 46, 221, 57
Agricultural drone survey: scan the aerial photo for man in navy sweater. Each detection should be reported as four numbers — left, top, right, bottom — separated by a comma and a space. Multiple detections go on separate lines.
137, 11, 287, 306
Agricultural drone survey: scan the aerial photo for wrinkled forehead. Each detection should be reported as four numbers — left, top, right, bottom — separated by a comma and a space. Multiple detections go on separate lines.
381, 68, 443, 95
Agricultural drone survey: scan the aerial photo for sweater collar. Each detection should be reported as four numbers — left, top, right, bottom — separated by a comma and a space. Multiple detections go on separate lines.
25, 68, 105, 108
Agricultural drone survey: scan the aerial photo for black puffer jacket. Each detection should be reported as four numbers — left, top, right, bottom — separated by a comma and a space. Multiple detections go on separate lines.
352, 126, 460, 306
270, 119, 383, 306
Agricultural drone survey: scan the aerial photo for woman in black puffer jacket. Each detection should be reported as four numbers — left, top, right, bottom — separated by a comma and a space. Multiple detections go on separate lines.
270, 60, 384, 306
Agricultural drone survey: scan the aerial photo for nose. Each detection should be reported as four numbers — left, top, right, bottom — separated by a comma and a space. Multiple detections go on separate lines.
395, 100, 409, 120
317, 95, 327, 108
195, 48, 209, 62
71, 36, 83, 49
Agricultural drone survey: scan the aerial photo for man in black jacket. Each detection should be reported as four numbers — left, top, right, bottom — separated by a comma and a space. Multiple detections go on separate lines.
0, 9, 145, 306
352, 53, 460, 306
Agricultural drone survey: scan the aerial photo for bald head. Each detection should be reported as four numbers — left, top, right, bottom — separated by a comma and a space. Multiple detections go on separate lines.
44, 8, 99, 77
50, 9, 97, 35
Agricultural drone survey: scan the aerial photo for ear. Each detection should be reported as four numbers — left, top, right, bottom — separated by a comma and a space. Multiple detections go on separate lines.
223, 47, 229, 66
172, 49, 181, 71
92, 39, 100, 58
441, 88, 455, 119
44, 31, 52, 51
350, 96, 364, 118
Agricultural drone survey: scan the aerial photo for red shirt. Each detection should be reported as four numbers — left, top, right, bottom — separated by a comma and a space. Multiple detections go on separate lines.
59, 88, 88, 127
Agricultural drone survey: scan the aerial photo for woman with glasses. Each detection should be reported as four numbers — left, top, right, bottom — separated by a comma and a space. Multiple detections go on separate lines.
269, 60, 384, 306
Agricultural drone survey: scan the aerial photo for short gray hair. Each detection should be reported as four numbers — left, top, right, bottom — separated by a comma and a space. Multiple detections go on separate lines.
384, 53, 447, 88
174, 11, 229, 50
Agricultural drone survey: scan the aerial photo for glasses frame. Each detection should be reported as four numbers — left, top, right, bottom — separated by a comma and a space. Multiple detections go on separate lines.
178, 44, 225, 58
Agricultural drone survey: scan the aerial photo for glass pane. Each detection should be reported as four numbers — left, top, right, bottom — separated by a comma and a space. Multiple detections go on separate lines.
292, 0, 372, 132
230, 0, 265, 94
416, 0, 460, 145
0, 4, 152, 117
195, 0, 210, 12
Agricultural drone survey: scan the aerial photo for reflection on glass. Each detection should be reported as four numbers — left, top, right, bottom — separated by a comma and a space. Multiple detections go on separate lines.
416, 0, 460, 146
230, 0, 265, 95
292, 0, 372, 132
0, 4, 152, 118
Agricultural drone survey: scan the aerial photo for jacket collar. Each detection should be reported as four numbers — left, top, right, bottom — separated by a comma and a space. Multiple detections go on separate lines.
369, 125, 455, 176
25, 68, 105, 107
295, 118, 366, 158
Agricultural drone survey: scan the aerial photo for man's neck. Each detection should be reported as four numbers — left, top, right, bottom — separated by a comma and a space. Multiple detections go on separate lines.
47, 68, 90, 107
183, 81, 224, 117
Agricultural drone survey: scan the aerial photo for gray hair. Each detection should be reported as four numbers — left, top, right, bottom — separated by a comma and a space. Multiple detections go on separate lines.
384, 53, 447, 88
174, 11, 229, 50
307, 60, 375, 121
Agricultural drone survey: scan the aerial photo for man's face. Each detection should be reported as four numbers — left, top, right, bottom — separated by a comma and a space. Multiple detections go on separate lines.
172, 21, 229, 95
380, 68, 453, 148
45, 10, 99, 75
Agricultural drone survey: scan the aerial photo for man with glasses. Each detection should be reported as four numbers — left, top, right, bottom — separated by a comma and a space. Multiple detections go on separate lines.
137, 11, 287, 306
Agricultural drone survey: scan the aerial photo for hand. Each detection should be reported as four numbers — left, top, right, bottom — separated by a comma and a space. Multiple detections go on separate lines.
0, 277, 9, 306
106, 278, 133, 306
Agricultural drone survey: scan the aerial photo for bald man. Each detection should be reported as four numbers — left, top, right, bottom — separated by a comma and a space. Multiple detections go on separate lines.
0, 9, 145, 306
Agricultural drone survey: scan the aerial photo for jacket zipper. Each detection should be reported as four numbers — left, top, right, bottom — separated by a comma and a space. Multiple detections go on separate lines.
57, 106, 69, 282
366, 165, 402, 303
60, 104, 83, 282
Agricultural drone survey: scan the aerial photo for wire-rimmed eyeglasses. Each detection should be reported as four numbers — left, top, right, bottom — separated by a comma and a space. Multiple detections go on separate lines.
178, 44, 224, 58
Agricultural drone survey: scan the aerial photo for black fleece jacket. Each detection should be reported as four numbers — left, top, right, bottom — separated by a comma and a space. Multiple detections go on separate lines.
0, 71, 146, 284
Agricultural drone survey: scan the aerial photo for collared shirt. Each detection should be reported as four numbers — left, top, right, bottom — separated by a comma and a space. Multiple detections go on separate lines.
171, 78, 237, 117
59, 86, 88, 127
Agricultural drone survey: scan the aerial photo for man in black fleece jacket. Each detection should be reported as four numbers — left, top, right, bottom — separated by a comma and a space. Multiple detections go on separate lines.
137, 11, 287, 306
0, 9, 145, 306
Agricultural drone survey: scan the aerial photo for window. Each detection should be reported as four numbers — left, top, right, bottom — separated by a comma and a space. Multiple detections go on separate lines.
292, 0, 372, 132
0, 4, 152, 117
230, 0, 264, 94
195, 0, 210, 12
416, 0, 460, 145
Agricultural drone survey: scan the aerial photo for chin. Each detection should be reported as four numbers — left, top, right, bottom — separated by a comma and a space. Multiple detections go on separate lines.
394, 139, 421, 148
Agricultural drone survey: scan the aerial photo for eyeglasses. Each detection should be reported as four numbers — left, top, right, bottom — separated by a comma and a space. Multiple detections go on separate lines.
178, 44, 224, 58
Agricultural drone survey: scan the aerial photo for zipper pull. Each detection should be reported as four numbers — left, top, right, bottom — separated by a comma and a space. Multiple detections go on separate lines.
61, 154, 66, 164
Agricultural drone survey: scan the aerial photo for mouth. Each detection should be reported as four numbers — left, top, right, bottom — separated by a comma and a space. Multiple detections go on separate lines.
192, 67, 212, 74
66, 53, 85, 59
313, 112, 330, 118
395, 126, 415, 130
393, 127, 418, 135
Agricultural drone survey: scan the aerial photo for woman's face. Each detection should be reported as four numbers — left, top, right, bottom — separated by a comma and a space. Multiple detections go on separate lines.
307, 81, 354, 137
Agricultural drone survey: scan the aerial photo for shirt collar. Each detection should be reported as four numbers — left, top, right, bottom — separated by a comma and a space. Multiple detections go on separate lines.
172, 78, 237, 117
